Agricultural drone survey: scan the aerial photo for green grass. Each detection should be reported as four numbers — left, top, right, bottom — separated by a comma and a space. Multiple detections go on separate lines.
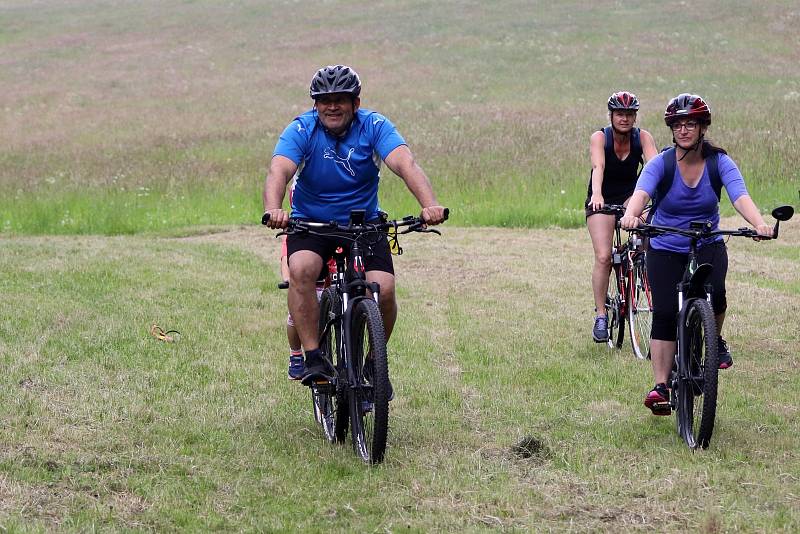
1, 223, 798, 531
2, 0, 800, 530
1, 0, 798, 234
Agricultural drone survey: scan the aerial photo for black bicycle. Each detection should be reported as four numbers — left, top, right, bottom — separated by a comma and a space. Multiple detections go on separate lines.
629, 205, 793, 449
264, 209, 446, 464
598, 205, 653, 359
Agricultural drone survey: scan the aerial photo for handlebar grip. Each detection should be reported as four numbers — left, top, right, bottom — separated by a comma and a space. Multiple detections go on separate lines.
261, 212, 270, 225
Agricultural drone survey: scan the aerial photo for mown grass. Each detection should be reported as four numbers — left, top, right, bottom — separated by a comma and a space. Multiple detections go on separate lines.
1, 221, 797, 531
2, 0, 798, 234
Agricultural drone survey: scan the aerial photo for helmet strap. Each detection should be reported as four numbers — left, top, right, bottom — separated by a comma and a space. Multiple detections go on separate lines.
675, 133, 705, 161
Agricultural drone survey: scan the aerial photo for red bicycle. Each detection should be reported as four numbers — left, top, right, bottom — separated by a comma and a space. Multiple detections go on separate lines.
599, 205, 653, 360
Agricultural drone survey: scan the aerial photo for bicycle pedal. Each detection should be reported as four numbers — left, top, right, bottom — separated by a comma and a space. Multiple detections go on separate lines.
312, 382, 335, 394
301, 374, 333, 387
650, 402, 672, 416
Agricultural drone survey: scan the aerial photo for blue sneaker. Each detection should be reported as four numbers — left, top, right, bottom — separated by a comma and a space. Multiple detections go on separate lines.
592, 315, 609, 343
287, 355, 305, 380
361, 399, 374, 414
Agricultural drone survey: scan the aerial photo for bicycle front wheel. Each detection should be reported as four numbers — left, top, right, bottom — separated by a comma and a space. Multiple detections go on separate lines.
628, 255, 653, 360
676, 299, 719, 449
348, 298, 390, 464
606, 266, 625, 349
313, 287, 348, 444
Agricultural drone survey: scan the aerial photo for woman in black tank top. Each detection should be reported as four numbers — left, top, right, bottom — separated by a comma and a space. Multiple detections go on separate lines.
586, 92, 658, 343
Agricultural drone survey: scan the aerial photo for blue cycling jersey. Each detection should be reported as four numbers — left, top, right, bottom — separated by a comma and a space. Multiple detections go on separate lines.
636, 151, 749, 253
273, 108, 406, 224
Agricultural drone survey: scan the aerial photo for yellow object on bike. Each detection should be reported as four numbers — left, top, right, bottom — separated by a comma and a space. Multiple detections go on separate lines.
388, 225, 400, 255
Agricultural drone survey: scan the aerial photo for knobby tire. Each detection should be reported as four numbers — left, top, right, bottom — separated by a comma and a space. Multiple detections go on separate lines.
606, 264, 625, 349
314, 287, 348, 443
676, 299, 719, 449
349, 298, 389, 464
628, 255, 653, 360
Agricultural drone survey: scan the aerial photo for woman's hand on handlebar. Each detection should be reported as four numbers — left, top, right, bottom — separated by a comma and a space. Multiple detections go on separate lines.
589, 193, 604, 212
263, 208, 289, 229
753, 223, 773, 240
421, 205, 448, 225
620, 213, 642, 230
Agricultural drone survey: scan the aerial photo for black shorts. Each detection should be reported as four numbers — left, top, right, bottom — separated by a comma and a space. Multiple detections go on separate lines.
286, 220, 394, 275
646, 241, 728, 341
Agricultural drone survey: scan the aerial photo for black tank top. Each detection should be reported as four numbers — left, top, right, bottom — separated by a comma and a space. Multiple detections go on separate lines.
587, 126, 644, 202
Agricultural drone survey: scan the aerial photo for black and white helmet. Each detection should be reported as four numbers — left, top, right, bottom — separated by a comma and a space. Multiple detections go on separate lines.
309, 65, 361, 99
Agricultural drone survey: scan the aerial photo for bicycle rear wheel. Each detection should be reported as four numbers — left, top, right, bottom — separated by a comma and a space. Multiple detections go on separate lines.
676, 299, 719, 449
605, 266, 625, 349
313, 287, 348, 443
628, 255, 653, 360
348, 298, 389, 464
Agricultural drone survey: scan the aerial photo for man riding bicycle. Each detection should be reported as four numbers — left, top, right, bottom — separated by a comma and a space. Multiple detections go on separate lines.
263, 64, 447, 383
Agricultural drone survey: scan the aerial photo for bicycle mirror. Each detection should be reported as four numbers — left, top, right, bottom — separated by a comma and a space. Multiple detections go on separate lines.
772, 205, 794, 222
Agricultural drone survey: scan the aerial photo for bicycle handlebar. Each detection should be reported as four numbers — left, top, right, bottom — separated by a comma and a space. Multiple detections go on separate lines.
261, 208, 449, 236
629, 221, 772, 241
594, 204, 627, 217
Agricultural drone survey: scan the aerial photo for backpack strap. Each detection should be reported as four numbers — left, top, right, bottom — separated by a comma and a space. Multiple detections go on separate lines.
653, 147, 676, 217
652, 147, 722, 217
630, 127, 644, 175
603, 126, 614, 153
705, 151, 722, 200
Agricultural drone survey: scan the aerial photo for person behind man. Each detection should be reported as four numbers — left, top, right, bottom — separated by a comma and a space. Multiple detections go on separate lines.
263, 64, 447, 383
586, 91, 658, 342
620, 93, 772, 415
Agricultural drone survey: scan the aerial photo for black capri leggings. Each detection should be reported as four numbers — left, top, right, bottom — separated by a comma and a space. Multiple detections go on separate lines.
646, 241, 728, 341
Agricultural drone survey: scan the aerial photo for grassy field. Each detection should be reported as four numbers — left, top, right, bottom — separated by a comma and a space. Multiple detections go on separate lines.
2, 0, 800, 531
1, 0, 799, 234
1, 220, 798, 531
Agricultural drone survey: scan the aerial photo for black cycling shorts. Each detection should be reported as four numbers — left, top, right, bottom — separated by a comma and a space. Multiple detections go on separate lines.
647, 241, 728, 341
286, 221, 394, 275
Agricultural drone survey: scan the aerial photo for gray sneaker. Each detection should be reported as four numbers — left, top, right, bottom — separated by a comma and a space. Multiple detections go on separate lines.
592, 315, 609, 343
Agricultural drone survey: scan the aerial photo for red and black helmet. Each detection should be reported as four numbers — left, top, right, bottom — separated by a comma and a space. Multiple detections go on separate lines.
607, 91, 640, 111
664, 93, 711, 126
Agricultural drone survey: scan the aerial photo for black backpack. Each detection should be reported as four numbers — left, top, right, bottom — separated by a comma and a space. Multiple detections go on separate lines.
651, 145, 723, 216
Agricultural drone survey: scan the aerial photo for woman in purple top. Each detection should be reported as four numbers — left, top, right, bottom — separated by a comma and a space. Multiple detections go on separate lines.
620, 94, 772, 415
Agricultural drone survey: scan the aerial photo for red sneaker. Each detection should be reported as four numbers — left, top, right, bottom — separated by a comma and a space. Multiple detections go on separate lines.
644, 383, 671, 416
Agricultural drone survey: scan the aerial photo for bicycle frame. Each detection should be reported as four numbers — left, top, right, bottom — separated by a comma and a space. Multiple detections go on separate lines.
629, 204, 795, 449
610, 223, 628, 313
266, 208, 448, 463
601, 204, 651, 353
323, 235, 382, 392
